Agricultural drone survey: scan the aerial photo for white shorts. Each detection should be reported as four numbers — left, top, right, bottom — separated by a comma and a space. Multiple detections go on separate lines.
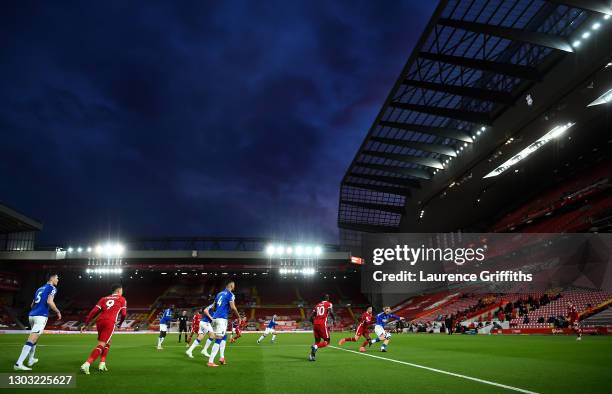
264, 327, 275, 335
198, 321, 212, 335
374, 324, 386, 337
159, 323, 168, 332
29, 316, 48, 334
212, 318, 228, 337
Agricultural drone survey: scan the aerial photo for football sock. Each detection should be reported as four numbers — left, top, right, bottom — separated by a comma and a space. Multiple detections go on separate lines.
208, 339, 222, 363
257, 335, 265, 343
100, 344, 110, 362
28, 343, 37, 363
16, 341, 34, 366
219, 335, 227, 358
187, 339, 200, 353
317, 341, 329, 349
87, 345, 104, 363
271, 335, 276, 342
361, 340, 369, 347
344, 337, 356, 342
203, 338, 213, 353
371, 338, 381, 344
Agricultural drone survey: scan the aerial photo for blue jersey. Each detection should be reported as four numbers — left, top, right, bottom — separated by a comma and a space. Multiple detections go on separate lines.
29, 284, 57, 317
267, 318, 278, 329
212, 289, 235, 319
375, 312, 400, 326
202, 303, 214, 323
160, 308, 173, 324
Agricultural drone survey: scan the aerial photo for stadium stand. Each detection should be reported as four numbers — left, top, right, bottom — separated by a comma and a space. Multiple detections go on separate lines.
581, 307, 612, 328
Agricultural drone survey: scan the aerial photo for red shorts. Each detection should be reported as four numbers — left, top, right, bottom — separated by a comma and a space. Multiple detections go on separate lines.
356, 324, 369, 338
313, 323, 329, 340
96, 320, 116, 343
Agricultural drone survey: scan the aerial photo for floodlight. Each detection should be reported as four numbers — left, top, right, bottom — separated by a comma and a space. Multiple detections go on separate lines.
67, 247, 73, 253
484, 123, 575, 178
314, 246, 322, 256
265, 244, 275, 256
587, 88, 612, 107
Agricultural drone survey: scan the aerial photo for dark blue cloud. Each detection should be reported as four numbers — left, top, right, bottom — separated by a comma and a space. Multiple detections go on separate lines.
0, 0, 434, 245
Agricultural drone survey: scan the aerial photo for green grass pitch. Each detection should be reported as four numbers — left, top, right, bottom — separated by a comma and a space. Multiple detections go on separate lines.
1, 332, 611, 393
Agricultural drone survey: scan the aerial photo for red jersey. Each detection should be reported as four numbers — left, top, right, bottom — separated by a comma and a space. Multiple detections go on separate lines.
86, 294, 127, 325
232, 319, 246, 329
359, 312, 373, 325
568, 305, 579, 320
312, 301, 333, 325
192, 313, 201, 328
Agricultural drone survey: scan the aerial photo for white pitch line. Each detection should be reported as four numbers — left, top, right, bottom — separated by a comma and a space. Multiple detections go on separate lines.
330, 346, 539, 394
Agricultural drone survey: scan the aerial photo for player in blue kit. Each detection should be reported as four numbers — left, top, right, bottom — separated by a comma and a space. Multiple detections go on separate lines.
369, 307, 404, 352
207, 281, 240, 367
257, 314, 278, 344
14, 273, 62, 371
185, 303, 215, 358
157, 305, 174, 350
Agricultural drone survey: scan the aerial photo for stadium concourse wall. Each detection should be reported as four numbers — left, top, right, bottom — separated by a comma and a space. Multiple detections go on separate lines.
492, 327, 612, 335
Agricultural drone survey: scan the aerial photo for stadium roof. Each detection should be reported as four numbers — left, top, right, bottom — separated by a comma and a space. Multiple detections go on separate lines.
338, 0, 610, 233
0, 203, 43, 234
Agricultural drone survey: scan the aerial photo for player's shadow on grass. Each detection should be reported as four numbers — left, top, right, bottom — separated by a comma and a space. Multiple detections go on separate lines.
274, 354, 308, 362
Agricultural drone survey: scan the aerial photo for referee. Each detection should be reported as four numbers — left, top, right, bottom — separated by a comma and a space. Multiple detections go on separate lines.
178, 310, 188, 342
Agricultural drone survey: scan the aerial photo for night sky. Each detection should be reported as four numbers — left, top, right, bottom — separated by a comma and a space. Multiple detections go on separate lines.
0, 1, 435, 245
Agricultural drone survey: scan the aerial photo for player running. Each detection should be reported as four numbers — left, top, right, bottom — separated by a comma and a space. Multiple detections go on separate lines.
207, 281, 240, 367
230, 314, 247, 343
308, 294, 335, 362
185, 308, 202, 346
567, 301, 582, 341
80, 284, 127, 374
185, 304, 214, 358
338, 306, 373, 352
157, 305, 173, 349
369, 307, 403, 352
256, 314, 278, 344
14, 273, 61, 371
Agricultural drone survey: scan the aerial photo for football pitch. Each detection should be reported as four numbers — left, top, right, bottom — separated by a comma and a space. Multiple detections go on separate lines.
1, 332, 611, 393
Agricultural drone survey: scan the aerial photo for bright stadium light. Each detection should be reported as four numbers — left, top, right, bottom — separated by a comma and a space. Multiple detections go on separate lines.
304, 246, 313, 256
265, 244, 275, 256
295, 245, 303, 256
276, 245, 285, 255
77, 247, 83, 253
86, 246, 92, 253
314, 246, 322, 256
67, 247, 74, 253
286, 247, 293, 255
484, 123, 575, 178
95, 245, 102, 254
582, 31, 591, 39
587, 88, 612, 107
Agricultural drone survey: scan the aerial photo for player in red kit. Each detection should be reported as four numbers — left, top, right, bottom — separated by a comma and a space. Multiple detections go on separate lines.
338, 306, 373, 352
186, 308, 202, 346
79, 284, 127, 374
567, 302, 582, 341
308, 294, 335, 362
229, 314, 247, 343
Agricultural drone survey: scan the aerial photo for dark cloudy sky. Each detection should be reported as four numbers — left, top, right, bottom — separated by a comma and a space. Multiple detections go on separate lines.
0, 1, 435, 245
